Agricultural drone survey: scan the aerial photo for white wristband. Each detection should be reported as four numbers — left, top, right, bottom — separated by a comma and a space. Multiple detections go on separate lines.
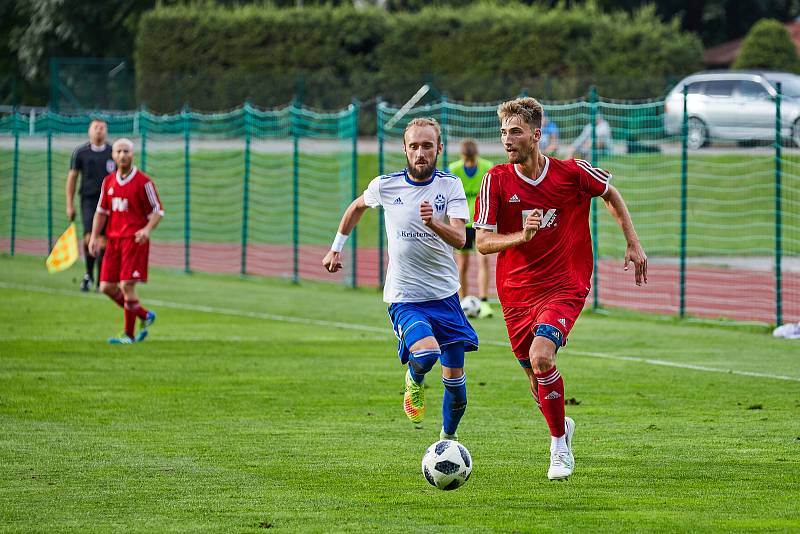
331, 232, 349, 252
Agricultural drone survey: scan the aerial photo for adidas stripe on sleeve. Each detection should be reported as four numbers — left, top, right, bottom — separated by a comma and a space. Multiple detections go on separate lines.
473, 171, 498, 231
144, 180, 165, 217
574, 159, 611, 197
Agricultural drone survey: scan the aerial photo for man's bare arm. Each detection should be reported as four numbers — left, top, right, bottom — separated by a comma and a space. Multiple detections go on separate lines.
322, 195, 370, 273
601, 184, 647, 285
134, 212, 163, 244
475, 210, 542, 255
476, 228, 526, 255
88, 212, 107, 256
66, 170, 79, 221
420, 201, 466, 249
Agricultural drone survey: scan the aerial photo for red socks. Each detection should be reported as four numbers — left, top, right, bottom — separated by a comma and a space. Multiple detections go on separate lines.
108, 289, 125, 308
534, 366, 565, 437
123, 299, 149, 338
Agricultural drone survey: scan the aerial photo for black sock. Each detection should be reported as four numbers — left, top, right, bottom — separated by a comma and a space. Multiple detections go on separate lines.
481, 297, 488, 302
84, 243, 95, 279
95, 248, 105, 284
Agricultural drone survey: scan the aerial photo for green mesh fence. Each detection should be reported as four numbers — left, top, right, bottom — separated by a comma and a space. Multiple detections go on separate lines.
0, 103, 360, 287
377, 92, 799, 325
2, 93, 798, 324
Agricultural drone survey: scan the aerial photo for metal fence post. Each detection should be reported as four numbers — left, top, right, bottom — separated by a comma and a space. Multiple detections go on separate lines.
441, 94, 449, 168
182, 104, 191, 273
589, 86, 599, 310
47, 117, 54, 252
775, 83, 783, 326
376, 98, 386, 289
241, 102, 251, 275
10, 110, 19, 255
350, 100, 359, 289
291, 101, 300, 284
140, 106, 147, 172
679, 85, 689, 318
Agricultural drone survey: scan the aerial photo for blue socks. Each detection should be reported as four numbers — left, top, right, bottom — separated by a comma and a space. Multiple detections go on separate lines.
442, 374, 467, 436
408, 347, 467, 436
408, 348, 440, 384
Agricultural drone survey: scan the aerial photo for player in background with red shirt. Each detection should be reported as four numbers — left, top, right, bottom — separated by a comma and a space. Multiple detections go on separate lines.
89, 138, 163, 344
474, 98, 647, 480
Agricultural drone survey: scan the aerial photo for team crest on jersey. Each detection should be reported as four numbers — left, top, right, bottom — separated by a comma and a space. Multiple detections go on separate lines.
106, 159, 116, 173
434, 194, 446, 212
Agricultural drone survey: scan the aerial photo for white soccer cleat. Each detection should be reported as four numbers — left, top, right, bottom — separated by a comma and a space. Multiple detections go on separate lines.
564, 416, 575, 451
548, 416, 575, 481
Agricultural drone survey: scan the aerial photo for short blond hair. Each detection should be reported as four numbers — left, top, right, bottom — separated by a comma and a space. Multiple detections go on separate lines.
404, 117, 441, 145
497, 97, 543, 130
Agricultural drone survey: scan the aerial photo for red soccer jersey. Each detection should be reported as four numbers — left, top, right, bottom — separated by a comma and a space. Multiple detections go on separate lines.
96, 167, 164, 238
473, 157, 610, 306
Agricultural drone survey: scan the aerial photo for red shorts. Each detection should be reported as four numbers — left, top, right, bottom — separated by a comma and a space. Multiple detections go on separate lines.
502, 291, 586, 361
100, 236, 150, 283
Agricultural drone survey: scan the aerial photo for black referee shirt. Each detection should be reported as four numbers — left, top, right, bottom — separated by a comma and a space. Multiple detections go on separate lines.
70, 143, 116, 197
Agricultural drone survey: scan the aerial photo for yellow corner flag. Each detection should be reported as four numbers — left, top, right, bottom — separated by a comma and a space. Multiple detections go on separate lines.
45, 222, 80, 273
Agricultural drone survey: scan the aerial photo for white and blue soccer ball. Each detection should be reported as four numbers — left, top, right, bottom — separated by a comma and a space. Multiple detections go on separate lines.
421, 439, 472, 490
460, 295, 481, 318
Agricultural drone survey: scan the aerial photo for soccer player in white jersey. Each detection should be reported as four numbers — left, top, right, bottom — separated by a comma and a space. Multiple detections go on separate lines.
323, 118, 479, 441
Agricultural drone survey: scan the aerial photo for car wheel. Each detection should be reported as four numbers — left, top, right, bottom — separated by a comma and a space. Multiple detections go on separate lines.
687, 117, 707, 150
793, 119, 800, 148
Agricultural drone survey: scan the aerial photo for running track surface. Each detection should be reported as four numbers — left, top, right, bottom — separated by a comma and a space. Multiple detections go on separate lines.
4, 237, 797, 324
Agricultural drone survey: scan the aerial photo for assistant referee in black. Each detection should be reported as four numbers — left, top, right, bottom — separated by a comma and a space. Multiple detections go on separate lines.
66, 118, 116, 291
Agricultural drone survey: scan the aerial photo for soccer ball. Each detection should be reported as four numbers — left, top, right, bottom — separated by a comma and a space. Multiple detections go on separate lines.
460, 295, 481, 318
421, 439, 472, 490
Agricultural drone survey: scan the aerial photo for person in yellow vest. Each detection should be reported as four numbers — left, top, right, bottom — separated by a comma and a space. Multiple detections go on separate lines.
448, 139, 495, 318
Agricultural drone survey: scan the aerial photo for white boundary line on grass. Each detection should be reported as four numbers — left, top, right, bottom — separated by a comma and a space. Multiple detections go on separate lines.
2, 281, 799, 383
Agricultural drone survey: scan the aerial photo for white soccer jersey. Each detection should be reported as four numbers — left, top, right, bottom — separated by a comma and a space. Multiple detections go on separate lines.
363, 169, 469, 303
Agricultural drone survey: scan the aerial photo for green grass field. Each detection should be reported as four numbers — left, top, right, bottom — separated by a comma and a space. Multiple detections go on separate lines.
2, 148, 799, 258
1, 254, 799, 532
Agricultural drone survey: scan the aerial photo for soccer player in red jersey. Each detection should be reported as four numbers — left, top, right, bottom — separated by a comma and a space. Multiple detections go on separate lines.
474, 98, 647, 480
89, 138, 163, 344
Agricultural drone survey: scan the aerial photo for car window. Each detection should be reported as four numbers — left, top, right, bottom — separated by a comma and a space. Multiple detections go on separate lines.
767, 75, 800, 98
737, 80, 770, 99
686, 82, 703, 95
704, 80, 735, 97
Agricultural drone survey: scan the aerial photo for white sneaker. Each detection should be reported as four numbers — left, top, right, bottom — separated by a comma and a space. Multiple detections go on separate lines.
548, 417, 575, 481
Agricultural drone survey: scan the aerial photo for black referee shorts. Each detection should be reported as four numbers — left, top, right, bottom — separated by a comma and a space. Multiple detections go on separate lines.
80, 195, 103, 236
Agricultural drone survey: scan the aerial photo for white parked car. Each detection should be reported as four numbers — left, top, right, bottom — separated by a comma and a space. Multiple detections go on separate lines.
663, 70, 800, 149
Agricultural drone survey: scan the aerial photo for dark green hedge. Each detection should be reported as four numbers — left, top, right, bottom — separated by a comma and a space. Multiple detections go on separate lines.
733, 19, 800, 73
136, 3, 703, 112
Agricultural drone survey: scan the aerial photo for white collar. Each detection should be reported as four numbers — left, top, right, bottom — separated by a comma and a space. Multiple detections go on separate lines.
90, 143, 107, 152
116, 166, 138, 186
514, 156, 549, 186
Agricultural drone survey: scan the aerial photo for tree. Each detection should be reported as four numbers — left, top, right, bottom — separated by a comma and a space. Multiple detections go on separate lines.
733, 18, 800, 72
